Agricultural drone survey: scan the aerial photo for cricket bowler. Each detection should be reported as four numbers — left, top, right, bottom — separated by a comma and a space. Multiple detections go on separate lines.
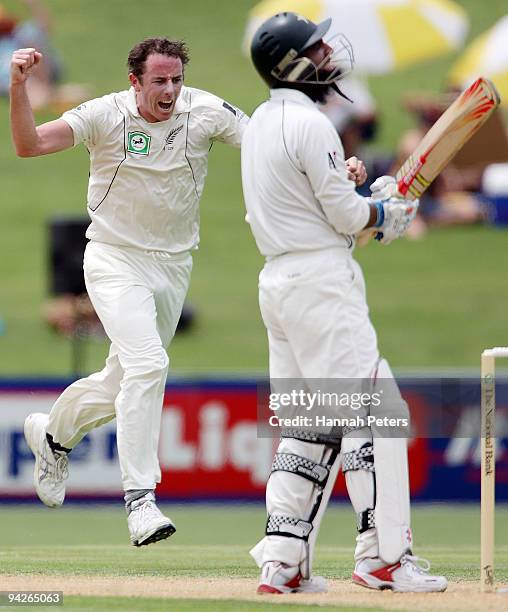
10, 37, 247, 546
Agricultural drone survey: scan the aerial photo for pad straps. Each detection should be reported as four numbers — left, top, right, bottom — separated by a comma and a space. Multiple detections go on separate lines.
271, 452, 330, 488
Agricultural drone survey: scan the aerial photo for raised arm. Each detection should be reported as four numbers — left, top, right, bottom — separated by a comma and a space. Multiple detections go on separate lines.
10, 48, 74, 157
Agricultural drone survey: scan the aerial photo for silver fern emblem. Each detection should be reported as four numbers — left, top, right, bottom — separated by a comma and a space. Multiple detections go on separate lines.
165, 125, 184, 150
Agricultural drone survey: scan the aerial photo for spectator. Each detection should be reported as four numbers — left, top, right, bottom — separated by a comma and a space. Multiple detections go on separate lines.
0, 0, 88, 110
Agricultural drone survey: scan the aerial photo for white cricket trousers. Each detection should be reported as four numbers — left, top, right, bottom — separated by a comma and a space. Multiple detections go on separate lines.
251, 247, 386, 571
259, 247, 379, 380
46, 241, 192, 491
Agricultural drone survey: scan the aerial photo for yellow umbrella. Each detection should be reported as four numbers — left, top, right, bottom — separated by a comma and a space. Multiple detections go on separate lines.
244, 0, 469, 74
450, 15, 508, 104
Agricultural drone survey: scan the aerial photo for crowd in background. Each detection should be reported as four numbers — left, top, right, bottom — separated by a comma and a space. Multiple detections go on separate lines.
0, 0, 88, 110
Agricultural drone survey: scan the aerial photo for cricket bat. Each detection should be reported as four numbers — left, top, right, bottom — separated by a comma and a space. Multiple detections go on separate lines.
357, 77, 501, 246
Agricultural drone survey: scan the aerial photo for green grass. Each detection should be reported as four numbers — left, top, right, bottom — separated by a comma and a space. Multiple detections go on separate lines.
2, 504, 507, 610
58, 598, 378, 611
1, 0, 508, 375
2, 504, 507, 580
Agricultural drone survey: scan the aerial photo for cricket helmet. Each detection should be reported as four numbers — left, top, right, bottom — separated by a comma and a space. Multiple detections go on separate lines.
250, 12, 353, 89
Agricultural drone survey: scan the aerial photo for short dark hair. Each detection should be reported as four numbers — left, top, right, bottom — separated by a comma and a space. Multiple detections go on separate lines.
127, 37, 190, 80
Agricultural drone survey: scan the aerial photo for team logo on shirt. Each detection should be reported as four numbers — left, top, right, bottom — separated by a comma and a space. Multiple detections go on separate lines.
127, 131, 151, 155
164, 125, 184, 150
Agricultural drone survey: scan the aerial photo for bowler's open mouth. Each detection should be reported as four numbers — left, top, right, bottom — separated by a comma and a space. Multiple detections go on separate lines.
158, 100, 173, 111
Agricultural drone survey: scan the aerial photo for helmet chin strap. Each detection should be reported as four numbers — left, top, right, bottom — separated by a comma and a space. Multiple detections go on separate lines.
330, 81, 353, 103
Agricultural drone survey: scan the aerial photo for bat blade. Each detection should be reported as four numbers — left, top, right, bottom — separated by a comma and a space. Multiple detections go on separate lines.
395, 78, 500, 200
358, 77, 501, 244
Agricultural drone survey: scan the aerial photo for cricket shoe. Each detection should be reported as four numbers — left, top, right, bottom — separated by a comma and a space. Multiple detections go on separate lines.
24, 413, 69, 508
128, 493, 176, 547
352, 554, 448, 592
257, 561, 328, 594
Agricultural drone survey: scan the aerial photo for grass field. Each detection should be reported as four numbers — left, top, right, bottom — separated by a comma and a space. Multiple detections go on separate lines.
2, 503, 507, 610
2, 3, 508, 611
1, 0, 508, 376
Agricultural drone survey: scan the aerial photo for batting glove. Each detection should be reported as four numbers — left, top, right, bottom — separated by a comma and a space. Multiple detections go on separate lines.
372, 197, 419, 245
370, 175, 400, 202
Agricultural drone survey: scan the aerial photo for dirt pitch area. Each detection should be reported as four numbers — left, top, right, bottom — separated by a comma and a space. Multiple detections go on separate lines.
3, 575, 508, 611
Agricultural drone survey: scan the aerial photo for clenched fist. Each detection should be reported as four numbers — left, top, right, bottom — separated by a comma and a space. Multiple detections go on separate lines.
10, 48, 43, 85
345, 156, 367, 187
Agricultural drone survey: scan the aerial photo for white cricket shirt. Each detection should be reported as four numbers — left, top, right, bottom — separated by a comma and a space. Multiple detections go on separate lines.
241, 88, 370, 257
62, 86, 247, 253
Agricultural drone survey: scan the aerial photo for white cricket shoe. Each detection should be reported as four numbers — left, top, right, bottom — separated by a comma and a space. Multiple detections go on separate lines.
127, 492, 176, 547
24, 413, 68, 508
257, 561, 328, 594
352, 554, 448, 592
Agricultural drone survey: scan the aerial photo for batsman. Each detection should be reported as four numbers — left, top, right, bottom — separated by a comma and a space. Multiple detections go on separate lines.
242, 12, 448, 594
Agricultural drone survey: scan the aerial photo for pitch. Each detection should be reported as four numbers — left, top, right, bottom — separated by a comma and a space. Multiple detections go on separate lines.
2, 504, 507, 610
